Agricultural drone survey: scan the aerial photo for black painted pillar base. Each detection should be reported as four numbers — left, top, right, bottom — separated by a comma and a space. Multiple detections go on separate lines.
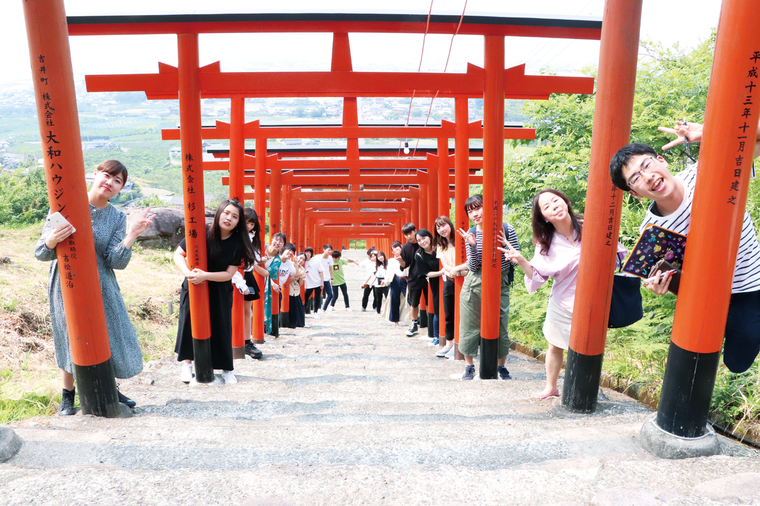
271, 316, 280, 338
419, 310, 428, 328
657, 342, 720, 438
279, 311, 290, 329
480, 337, 498, 379
192, 337, 214, 383
562, 348, 604, 413
73, 360, 120, 417
427, 310, 435, 338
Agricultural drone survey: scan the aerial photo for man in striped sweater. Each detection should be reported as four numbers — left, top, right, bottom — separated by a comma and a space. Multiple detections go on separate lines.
609, 120, 760, 373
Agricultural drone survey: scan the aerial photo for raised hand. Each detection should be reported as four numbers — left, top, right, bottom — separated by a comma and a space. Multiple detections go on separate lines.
497, 242, 524, 264
456, 227, 476, 247
128, 207, 156, 236
659, 121, 702, 151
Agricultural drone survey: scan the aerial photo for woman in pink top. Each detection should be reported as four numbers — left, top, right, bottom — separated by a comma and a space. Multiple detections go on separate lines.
501, 189, 625, 400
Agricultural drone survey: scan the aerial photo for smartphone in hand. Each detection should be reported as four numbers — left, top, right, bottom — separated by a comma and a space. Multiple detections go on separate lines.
47, 212, 76, 234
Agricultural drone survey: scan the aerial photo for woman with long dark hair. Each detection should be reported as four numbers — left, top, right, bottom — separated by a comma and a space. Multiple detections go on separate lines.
501, 189, 625, 398
433, 216, 466, 358
373, 251, 390, 313
174, 198, 257, 385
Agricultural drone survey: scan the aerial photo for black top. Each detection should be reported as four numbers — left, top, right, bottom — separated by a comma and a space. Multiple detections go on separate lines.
408, 248, 438, 290
400, 241, 419, 273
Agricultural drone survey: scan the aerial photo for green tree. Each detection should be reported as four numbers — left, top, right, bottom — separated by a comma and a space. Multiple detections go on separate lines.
0, 158, 49, 225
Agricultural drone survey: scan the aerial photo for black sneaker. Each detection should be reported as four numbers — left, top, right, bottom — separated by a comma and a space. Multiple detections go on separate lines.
58, 387, 76, 416
118, 390, 137, 408
245, 342, 263, 360
497, 366, 512, 380
405, 320, 419, 337
462, 365, 476, 380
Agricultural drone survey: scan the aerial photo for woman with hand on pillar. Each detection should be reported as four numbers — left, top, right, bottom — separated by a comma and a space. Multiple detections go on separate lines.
263, 233, 287, 335
174, 198, 257, 385
242, 208, 267, 360
456, 194, 518, 381
433, 216, 466, 359
385, 241, 406, 325
36, 159, 154, 415
499, 189, 626, 399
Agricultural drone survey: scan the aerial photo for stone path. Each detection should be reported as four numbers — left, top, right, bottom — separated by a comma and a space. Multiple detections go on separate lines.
2, 249, 760, 505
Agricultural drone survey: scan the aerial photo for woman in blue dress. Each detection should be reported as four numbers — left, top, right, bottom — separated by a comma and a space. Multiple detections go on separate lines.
36, 160, 154, 415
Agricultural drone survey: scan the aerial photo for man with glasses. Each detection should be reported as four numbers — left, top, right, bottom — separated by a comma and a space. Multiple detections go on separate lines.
609, 120, 760, 373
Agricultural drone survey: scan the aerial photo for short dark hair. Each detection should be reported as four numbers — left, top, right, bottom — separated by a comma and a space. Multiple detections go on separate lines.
323, 244, 333, 251
367, 249, 376, 257
391, 240, 402, 249
304, 247, 314, 257
464, 194, 483, 214
609, 143, 657, 192
283, 242, 296, 253
331, 250, 341, 259
401, 222, 417, 235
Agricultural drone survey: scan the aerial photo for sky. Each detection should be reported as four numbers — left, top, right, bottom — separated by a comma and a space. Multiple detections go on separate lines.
2, 0, 723, 88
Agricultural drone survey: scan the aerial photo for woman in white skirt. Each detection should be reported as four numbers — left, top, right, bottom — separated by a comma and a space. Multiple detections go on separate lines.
501, 189, 625, 399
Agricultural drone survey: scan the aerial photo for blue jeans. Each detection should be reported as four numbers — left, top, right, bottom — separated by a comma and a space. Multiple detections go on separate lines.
322, 280, 335, 310
389, 276, 407, 323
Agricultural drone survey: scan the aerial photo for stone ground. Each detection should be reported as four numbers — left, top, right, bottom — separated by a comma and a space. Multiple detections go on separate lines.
2, 249, 760, 506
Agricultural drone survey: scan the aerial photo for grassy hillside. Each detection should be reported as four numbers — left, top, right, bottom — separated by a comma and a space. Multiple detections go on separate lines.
0, 222, 182, 421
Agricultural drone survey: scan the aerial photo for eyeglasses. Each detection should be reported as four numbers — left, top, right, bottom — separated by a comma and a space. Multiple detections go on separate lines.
627, 156, 656, 188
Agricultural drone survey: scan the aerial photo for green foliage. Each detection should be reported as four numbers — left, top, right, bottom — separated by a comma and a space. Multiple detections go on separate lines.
0, 393, 58, 423
0, 161, 49, 225
505, 30, 760, 437
136, 194, 165, 207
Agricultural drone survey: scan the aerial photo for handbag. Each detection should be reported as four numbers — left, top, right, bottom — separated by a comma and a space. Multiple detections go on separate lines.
608, 253, 643, 329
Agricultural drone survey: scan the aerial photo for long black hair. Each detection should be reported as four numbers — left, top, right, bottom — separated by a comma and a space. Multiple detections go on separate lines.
375, 251, 388, 269
208, 199, 257, 268
244, 207, 262, 259
433, 215, 456, 250
531, 189, 582, 255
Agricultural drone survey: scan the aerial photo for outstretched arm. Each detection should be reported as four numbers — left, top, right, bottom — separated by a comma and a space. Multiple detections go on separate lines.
659, 119, 760, 159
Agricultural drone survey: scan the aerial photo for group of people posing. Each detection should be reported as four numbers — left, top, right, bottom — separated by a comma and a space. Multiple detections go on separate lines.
38, 119, 760, 415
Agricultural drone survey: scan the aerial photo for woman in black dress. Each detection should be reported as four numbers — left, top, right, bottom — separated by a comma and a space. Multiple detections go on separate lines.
174, 199, 257, 385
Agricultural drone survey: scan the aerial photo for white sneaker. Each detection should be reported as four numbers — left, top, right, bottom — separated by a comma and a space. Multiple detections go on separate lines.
436, 344, 453, 357
345, 307, 352, 312
445, 346, 456, 359
180, 362, 194, 383
222, 370, 237, 385
326, 306, 334, 312
312, 313, 320, 319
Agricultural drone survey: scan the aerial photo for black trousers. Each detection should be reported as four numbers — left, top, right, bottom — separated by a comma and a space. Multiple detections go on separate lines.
361, 285, 375, 310
373, 286, 389, 313
304, 286, 322, 313
443, 279, 455, 341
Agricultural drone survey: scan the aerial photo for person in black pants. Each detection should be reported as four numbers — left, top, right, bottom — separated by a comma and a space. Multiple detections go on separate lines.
373, 251, 390, 313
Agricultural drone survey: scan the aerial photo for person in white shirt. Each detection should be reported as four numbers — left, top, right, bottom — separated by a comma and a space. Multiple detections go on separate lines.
303, 247, 325, 318
320, 244, 335, 310
360, 249, 378, 311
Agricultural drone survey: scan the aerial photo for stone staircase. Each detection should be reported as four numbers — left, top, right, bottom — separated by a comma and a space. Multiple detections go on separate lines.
2, 250, 759, 506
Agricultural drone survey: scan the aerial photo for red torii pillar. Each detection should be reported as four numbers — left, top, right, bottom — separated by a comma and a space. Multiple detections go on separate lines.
563, 0, 642, 411
426, 155, 439, 337
252, 138, 267, 344
479, 35, 506, 380
437, 137, 451, 344
23, 0, 120, 416
178, 33, 215, 383
229, 96, 246, 360
454, 97, 471, 360
650, 0, 760, 442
